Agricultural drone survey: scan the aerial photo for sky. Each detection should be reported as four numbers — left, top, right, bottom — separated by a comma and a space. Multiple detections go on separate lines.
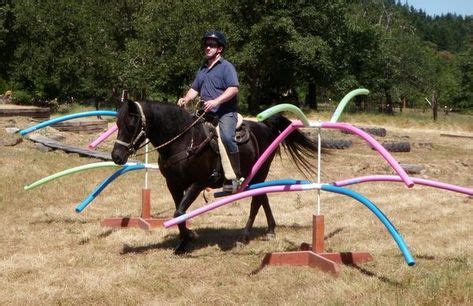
403, 0, 473, 16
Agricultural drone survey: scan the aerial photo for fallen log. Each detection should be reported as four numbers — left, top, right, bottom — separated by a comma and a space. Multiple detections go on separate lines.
0, 104, 50, 119
440, 133, 473, 139
28, 134, 113, 161
51, 119, 108, 133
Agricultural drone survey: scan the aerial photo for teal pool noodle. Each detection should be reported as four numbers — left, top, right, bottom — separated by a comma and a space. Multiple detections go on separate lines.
322, 184, 415, 266
19, 110, 117, 135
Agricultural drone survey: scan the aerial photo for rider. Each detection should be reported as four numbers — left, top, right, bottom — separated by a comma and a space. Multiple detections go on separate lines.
177, 31, 241, 193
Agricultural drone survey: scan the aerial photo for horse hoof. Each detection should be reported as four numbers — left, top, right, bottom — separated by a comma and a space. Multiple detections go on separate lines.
174, 241, 189, 255
235, 240, 247, 248
174, 247, 186, 255
188, 230, 198, 241
236, 235, 250, 246
263, 232, 275, 241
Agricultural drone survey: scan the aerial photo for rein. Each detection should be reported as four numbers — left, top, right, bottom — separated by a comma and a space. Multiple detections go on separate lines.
142, 111, 205, 152
117, 101, 207, 157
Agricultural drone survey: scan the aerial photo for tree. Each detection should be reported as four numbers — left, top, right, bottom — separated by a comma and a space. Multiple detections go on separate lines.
121, 0, 233, 101
1, 0, 470, 114
453, 48, 473, 110
10, 0, 131, 102
0, 1, 15, 91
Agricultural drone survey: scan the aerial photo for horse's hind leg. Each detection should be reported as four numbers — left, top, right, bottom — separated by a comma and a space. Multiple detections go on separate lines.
241, 194, 276, 244
240, 197, 261, 244
261, 195, 276, 238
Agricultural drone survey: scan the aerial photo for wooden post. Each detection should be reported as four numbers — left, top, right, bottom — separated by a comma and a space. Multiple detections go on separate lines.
141, 188, 151, 219
260, 214, 373, 276
312, 215, 324, 253
101, 188, 167, 230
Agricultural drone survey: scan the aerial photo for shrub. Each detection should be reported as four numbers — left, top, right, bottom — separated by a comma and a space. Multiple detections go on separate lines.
11, 90, 33, 105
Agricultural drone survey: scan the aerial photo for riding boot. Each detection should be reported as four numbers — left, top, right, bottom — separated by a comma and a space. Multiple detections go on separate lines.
228, 151, 242, 179
222, 152, 243, 194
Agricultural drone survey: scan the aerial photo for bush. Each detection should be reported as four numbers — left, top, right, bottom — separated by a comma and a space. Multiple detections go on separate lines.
11, 90, 32, 105
0, 78, 9, 94
45, 99, 59, 112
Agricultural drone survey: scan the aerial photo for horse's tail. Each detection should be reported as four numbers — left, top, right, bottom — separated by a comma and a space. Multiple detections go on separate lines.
263, 114, 318, 177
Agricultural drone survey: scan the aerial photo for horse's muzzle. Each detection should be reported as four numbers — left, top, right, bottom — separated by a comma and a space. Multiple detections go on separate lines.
111, 147, 128, 165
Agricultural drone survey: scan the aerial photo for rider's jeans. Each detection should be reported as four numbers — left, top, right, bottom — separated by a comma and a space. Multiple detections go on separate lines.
217, 111, 238, 154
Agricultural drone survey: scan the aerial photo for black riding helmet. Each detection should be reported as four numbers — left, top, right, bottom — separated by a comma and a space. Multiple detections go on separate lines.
202, 31, 227, 48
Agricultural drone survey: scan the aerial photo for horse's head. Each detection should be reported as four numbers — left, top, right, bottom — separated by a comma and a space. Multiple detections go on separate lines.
111, 100, 147, 165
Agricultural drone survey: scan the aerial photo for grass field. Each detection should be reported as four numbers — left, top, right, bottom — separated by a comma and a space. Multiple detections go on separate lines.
0, 109, 472, 305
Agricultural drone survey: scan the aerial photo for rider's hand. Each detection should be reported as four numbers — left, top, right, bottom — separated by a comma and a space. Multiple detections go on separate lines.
203, 100, 218, 112
177, 98, 187, 108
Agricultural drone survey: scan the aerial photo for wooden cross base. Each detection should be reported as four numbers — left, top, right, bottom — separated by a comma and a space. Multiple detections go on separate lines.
101, 188, 167, 230
260, 215, 373, 276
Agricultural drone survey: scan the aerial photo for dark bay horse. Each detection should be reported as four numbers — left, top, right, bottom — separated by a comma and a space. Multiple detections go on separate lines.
111, 100, 317, 254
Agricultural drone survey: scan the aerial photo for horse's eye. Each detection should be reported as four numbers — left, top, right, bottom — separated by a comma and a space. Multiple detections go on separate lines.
124, 116, 138, 132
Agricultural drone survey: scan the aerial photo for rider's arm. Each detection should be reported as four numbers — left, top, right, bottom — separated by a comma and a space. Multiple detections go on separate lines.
177, 88, 199, 107
214, 86, 239, 105
203, 86, 238, 112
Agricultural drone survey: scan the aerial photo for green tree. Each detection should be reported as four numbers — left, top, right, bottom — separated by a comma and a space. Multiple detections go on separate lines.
0, 1, 15, 92
121, 0, 233, 101
453, 48, 473, 110
11, 0, 128, 102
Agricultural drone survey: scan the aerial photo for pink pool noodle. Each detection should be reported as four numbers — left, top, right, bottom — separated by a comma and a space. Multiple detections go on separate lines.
240, 121, 414, 190
238, 124, 298, 191
321, 122, 414, 188
164, 183, 321, 227
335, 175, 473, 196
88, 124, 118, 149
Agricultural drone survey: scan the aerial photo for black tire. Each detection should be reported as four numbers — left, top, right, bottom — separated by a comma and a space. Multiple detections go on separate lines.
360, 127, 387, 137
321, 139, 353, 149
342, 126, 387, 137
380, 141, 411, 152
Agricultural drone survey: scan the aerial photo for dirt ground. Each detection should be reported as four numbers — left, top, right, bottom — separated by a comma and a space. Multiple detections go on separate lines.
0, 115, 472, 305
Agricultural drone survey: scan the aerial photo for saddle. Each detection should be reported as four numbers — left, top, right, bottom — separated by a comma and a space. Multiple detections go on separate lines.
201, 112, 251, 151
159, 111, 251, 178
200, 111, 252, 184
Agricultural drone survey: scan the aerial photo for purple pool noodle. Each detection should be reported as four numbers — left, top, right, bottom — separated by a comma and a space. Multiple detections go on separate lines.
335, 175, 473, 196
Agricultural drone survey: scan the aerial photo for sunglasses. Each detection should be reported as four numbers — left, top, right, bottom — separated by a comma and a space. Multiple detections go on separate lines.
203, 41, 220, 48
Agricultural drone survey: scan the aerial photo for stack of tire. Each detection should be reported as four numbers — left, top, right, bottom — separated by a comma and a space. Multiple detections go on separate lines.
323, 126, 411, 152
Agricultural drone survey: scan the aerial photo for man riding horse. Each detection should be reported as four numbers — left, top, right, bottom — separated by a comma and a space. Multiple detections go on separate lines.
177, 31, 241, 194
112, 31, 317, 254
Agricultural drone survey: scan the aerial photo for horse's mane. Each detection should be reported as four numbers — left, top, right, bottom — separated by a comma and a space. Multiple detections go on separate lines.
144, 100, 194, 127
119, 100, 195, 134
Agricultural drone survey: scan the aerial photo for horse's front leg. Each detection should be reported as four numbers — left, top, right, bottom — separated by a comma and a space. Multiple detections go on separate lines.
240, 194, 276, 245
171, 182, 205, 254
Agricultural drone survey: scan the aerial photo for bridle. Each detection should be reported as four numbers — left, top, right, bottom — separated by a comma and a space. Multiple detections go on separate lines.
114, 101, 148, 155
115, 101, 206, 157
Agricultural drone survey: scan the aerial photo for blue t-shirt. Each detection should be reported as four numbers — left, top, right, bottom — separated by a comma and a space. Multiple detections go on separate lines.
191, 58, 239, 115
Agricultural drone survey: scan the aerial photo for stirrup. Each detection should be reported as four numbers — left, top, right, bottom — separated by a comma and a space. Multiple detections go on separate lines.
215, 178, 244, 197
222, 180, 238, 193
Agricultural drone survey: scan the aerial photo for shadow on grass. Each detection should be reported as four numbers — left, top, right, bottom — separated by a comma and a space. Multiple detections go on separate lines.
349, 264, 402, 286
120, 225, 347, 256
120, 226, 270, 255
325, 227, 344, 240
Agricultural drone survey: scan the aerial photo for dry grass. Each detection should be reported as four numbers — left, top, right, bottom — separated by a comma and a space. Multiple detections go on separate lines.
0, 113, 472, 305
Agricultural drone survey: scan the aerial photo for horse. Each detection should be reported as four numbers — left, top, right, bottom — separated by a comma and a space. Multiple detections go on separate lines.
111, 99, 317, 254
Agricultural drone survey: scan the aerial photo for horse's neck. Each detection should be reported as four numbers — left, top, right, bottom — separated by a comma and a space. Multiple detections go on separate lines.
144, 103, 197, 154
